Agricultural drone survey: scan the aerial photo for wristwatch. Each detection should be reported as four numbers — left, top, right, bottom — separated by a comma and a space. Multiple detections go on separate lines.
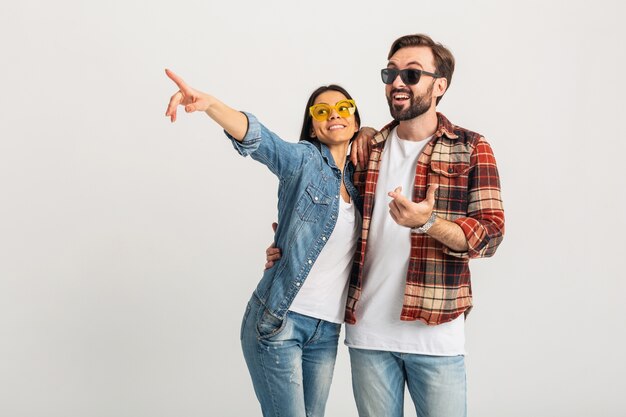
412, 212, 437, 234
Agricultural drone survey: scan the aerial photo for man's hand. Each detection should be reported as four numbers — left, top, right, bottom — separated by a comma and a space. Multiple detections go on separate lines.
350, 127, 377, 168
388, 184, 439, 228
264, 222, 282, 270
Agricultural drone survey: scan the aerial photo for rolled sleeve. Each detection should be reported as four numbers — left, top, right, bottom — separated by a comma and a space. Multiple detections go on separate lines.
223, 111, 313, 181
225, 112, 262, 156
443, 212, 505, 258
443, 138, 505, 259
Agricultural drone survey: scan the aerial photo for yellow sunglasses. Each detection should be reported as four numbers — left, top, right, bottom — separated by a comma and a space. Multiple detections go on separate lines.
309, 99, 357, 121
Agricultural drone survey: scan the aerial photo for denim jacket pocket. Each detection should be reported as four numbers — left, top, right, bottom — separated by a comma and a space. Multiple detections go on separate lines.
256, 308, 286, 340
295, 183, 332, 223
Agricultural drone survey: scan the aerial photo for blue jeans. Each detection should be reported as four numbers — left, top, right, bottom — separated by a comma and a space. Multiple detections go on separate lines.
241, 294, 341, 417
349, 347, 467, 417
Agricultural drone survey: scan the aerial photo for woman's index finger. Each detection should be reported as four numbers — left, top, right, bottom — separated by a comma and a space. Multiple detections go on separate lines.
165, 69, 191, 93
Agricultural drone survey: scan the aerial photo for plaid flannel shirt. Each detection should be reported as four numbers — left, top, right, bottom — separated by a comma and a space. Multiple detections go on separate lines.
345, 112, 505, 326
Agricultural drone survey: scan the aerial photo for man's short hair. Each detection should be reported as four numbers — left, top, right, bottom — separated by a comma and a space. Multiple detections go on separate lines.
388, 34, 455, 104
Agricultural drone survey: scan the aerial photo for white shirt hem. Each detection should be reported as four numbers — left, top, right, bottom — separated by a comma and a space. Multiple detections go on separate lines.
344, 340, 465, 356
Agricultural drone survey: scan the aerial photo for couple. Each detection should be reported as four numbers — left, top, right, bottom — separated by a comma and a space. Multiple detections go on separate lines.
165, 34, 505, 417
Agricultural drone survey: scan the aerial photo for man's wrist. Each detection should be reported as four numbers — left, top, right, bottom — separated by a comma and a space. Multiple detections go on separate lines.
412, 212, 438, 234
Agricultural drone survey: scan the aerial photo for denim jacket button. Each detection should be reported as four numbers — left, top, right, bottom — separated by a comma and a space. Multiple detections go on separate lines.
296, 282, 301, 286
322, 236, 326, 241
308, 259, 312, 264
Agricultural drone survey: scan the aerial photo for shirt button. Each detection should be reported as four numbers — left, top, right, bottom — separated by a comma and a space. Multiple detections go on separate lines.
336, 195, 339, 199
322, 236, 326, 241
448, 167, 454, 173
314, 196, 319, 201
308, 259, 312, 265
296, 282, 301, 287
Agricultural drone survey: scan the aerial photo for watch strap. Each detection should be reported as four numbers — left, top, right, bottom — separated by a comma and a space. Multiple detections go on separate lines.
412, 212, 437, 234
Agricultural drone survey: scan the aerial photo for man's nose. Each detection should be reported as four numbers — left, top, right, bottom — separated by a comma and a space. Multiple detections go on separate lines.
392, 72, 406, 88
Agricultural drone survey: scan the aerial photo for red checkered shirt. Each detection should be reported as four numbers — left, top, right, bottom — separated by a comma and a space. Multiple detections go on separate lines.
345, 112, 505, 326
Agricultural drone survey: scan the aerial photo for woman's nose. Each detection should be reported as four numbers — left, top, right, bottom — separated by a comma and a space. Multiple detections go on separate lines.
328, 109, 340, 119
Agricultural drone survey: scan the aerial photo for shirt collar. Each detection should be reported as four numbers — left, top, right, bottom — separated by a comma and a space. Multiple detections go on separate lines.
375, 112, 459, 145
316, 140, 341, 170
434, 112, 459, 140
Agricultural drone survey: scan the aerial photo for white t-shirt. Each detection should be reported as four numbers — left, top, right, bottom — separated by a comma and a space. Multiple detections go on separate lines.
344, 127, 465, 356
290, 197, 361, 323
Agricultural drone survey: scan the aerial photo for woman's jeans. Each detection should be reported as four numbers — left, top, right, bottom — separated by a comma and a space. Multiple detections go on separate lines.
241, 294, 341, 417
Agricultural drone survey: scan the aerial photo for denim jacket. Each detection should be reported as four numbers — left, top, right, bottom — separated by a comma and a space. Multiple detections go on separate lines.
226, 112, 363, 320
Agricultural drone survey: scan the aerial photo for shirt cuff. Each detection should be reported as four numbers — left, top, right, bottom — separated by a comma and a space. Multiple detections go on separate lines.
442, 217, 484, 259
442, 246, 470, 259
225, 111, 262, 157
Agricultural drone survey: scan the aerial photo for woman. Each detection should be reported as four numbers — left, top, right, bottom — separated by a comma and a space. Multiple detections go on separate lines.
165, 69, 362, 417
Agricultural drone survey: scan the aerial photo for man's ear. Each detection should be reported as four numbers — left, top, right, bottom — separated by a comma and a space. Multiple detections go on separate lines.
434, 77, 448, 100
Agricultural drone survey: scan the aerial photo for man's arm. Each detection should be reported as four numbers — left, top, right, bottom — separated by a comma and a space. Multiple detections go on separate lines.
388, 138, 504, 257
388, 184, 468, 252
424, 217, 469, 252
264, 223, 281, 269
442, 139, 505, 258
350, 127, 377, 169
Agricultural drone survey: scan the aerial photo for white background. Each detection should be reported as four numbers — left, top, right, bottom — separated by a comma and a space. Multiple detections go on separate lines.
1, 0, 625, 416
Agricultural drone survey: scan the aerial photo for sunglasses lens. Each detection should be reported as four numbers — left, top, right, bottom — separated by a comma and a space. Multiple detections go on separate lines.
335, 100, 355, 117
382, 68, 423, 85
401, 69, 421, 85
311, 104, 329, 121
381, 68, 397, 84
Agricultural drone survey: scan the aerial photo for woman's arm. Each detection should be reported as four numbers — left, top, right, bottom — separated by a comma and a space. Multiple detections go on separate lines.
165, 69, 247, 141
165, 69, 313, 181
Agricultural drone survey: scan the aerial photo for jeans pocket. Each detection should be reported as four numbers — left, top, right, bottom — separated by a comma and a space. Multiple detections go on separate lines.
240, 301, 252, 340
256, 308, 285, 340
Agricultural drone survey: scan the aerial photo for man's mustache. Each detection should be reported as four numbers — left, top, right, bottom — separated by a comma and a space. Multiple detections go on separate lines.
389, 88, 413, 97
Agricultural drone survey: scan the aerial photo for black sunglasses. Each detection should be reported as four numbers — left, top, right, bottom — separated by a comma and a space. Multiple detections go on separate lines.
381, 68, 441, 85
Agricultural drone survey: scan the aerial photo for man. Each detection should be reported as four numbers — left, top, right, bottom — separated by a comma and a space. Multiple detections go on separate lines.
268, 34, 505, 417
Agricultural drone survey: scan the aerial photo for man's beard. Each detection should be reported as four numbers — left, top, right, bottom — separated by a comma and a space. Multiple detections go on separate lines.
387, 84, 433, 121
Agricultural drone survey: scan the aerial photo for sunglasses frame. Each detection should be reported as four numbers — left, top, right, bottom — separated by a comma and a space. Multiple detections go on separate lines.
380, 68, 441, 85
309, 99, 357, 122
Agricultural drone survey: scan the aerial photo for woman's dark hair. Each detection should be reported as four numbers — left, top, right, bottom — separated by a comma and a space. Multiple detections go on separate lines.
299, 85, 361, 142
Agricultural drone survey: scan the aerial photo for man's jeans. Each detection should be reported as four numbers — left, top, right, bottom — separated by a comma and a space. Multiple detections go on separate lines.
241, 295, 340, 417
349, 347, 467, 417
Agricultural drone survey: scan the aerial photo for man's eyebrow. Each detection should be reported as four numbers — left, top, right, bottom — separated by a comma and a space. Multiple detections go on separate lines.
387, 61, 424, 68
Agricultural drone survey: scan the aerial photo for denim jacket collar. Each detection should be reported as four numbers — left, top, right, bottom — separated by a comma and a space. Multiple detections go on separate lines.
312, 140, 342, 172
